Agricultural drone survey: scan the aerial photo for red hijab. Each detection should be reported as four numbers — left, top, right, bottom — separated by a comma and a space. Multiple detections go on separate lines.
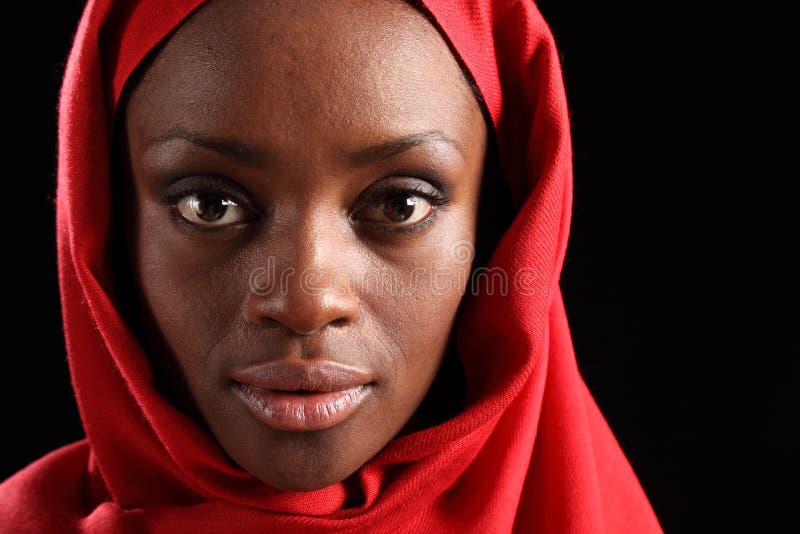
1, 0, 663, 531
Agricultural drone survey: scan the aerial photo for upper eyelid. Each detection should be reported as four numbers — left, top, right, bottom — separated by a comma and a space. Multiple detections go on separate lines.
163, 175, 251, 203
356, 181, 446, 208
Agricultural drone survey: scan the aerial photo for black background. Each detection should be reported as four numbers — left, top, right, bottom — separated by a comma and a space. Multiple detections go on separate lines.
3, 2, 789, 532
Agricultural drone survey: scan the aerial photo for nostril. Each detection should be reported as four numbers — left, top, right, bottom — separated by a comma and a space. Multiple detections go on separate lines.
246, 284, 360, 334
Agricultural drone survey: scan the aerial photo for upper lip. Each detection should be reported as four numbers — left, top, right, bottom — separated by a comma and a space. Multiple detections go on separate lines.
230, 359, 375, 392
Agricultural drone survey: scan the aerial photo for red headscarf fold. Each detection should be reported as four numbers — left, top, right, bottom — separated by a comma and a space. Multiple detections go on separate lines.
0, 1, 663, 531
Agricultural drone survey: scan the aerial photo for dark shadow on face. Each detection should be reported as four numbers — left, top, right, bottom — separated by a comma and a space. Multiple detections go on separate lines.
392, 127, 511, 439
108, 0, 514, 494
111, 113, 205, 428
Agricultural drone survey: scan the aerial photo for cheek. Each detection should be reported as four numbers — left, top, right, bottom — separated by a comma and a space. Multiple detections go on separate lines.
361, 232, 475, 410
132, 205, 249, 389
367, 278, 464, 411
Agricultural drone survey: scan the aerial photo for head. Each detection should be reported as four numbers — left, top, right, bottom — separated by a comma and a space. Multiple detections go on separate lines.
112, 0, 497, 492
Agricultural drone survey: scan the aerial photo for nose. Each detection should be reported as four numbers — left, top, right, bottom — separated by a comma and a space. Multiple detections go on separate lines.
245, 213, 360, 336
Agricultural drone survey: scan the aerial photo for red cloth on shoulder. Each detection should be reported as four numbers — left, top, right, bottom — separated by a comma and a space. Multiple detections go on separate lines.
0, 1, 663, 532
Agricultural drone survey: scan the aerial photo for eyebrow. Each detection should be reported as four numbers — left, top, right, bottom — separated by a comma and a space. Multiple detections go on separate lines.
144, 127, 465, 169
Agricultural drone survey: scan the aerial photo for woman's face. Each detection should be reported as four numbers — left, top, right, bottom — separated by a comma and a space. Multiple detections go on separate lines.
118, 0, 487, 491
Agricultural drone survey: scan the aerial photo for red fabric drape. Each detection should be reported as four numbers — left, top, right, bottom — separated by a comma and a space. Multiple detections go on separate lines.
0, 1, 663, 532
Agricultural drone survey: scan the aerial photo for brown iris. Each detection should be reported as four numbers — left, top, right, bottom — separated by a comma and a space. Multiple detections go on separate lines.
384, 194, 418, 222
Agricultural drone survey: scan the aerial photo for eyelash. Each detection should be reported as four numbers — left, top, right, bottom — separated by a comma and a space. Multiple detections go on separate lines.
160, 176, 451, 235
162, 178, 256, 234
354, 181, 450, 235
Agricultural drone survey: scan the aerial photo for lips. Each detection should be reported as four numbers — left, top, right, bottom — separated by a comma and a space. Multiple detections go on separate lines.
230, 359, 375, 432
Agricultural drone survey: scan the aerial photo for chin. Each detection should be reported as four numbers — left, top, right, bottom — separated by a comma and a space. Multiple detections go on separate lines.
253, 465, 355, 492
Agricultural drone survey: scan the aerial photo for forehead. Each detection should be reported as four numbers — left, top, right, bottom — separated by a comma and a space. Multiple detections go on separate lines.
124, 0, 483, 153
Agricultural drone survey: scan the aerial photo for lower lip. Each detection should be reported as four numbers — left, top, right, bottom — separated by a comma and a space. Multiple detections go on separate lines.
232, 382, 372, 432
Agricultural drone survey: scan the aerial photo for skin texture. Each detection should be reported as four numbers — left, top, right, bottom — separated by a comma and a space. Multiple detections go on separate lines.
114, 0, 488, 492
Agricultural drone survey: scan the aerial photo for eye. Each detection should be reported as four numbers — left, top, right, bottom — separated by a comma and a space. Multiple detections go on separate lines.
174, 192, 252, 228
361, 192, 433, 227
353, 180, 448, 233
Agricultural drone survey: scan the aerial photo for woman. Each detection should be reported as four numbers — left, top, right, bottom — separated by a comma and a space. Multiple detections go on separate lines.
0, 0, 663, 532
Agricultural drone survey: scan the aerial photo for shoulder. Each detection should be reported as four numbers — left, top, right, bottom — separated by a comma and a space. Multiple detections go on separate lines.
0, 440, 90, 532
